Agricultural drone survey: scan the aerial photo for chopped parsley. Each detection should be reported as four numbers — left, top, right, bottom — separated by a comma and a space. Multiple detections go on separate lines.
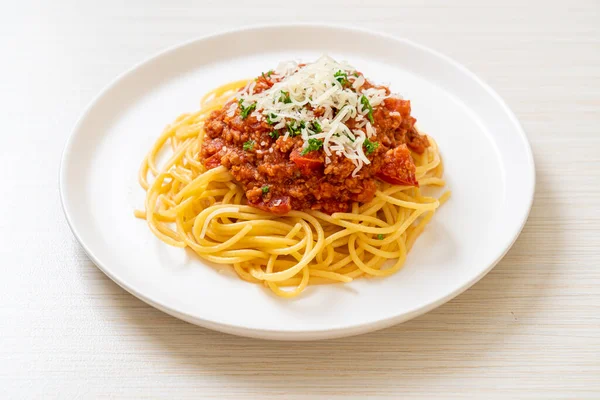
286, 120, 305, 137
360, 95, 374, 124
279, 90, 292, 104
353, 72, 360, 77
243, 140, 255, 151
377, 234, 384, 240
311, 120, 322, 133
363, 138, 379, 155
261, 70, 274, 79
301, 138, 323, 155
261, 186, 269, 194
238, 99, 256, 120
334, 70, 348, 85
265, 113, 278, 125
269, 130, 280, 139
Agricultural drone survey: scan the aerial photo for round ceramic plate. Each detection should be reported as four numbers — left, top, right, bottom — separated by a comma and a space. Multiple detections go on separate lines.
60, 24, 535, 340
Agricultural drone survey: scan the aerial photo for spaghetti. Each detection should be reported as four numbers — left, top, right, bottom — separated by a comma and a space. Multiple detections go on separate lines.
136, 60, 449, 298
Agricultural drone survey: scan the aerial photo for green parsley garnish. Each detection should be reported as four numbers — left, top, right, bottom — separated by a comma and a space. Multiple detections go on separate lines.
238, 99, 256, 120
243, 140, 255, 151
363, 138, 379, 155
279, 90, 292, 104
353, 72, 360, 77
266, 113, 278, 125
301, 138, 323, 155
261, 186, 269, 194
311, 120, 322, 133
261, 70, 274, 79
360, 95, 374, 124
269, 131, 280, 139
377, 234, 384, 240
287, 120, 305, 137
334, 70, 348, 85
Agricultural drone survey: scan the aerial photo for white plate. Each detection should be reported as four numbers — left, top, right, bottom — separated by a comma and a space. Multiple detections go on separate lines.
60, 24, 535, 340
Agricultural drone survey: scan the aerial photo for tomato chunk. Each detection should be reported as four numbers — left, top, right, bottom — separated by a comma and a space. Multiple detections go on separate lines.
376, 145, 418, 186
203, 152, 221, 170
384, 98, 411, 116
290, 149, 323, 175
249, 195, 292, 215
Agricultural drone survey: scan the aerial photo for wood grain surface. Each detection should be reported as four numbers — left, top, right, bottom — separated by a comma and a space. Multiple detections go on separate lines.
1, 0, 599, 398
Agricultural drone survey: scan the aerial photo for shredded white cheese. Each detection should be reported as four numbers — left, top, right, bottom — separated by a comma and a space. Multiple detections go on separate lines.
226, 103, 237, 117
237, 55, 401, 173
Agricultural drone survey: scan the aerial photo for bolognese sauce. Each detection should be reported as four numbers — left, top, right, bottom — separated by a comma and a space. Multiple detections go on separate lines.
201, 56, 429, 215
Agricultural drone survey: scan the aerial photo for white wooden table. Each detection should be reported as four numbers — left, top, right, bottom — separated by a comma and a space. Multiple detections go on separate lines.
2, 1, 599, 398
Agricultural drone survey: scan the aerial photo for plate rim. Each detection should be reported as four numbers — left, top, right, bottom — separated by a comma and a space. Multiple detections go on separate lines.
59, 23, 536, 340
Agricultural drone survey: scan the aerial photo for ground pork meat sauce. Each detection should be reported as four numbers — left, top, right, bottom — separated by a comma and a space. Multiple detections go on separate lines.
201, 61, 429, 215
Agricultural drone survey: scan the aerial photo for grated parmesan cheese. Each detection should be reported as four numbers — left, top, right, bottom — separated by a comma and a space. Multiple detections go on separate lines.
237, 55, 400, 173
226, 103, 237, 117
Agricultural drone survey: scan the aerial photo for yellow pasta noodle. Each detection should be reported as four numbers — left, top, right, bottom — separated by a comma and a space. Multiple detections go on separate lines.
136, 79, 450, 298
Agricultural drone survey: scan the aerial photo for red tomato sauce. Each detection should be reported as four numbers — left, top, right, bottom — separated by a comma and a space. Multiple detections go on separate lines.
201, 74, 428, 214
